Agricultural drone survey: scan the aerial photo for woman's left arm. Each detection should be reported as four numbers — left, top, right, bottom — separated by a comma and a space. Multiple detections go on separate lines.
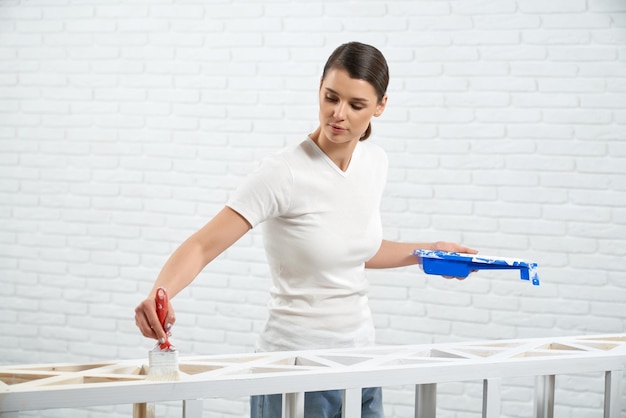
365, 240, 477, 269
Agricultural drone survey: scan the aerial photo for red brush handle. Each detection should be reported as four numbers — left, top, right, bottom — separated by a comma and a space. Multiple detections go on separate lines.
155, 287, 173, 350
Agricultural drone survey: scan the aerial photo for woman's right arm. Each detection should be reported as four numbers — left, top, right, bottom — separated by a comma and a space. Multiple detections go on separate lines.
134, 206, 251, 342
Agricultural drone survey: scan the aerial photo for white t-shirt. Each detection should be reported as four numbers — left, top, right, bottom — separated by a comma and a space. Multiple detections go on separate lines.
227, 137, 388, 352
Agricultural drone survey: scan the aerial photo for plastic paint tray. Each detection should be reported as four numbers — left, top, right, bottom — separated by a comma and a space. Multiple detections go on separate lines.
414, 250, 540, 286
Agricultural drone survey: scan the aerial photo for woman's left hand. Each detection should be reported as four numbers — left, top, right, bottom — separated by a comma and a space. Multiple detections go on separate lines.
430, 241, 478, 280
431, 241, 477, 255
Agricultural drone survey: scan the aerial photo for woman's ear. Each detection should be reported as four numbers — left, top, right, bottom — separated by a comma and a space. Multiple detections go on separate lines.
374, 95, 388, 117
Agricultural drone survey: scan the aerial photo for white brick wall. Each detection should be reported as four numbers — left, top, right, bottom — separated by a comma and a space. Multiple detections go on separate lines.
1, 0, 625, 417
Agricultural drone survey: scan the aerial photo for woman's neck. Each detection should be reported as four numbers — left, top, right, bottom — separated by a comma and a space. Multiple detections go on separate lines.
309, 126, 358, 172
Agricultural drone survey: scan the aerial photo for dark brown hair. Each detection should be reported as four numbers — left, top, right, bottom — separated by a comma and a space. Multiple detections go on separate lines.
322, 42, 389, 141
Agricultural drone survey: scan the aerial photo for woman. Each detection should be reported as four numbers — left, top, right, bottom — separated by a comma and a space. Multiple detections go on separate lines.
135, 41, 476, 417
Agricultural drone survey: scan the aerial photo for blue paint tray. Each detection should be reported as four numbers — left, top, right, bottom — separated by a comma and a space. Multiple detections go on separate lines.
414, 250, 540, 286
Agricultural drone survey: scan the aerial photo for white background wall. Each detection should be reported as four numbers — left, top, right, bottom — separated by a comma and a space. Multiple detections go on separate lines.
1, 0, 625, 417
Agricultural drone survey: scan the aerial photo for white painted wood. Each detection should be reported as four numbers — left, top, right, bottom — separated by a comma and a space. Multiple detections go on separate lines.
415, 383, 437, 418
342, 387, 361, 418
283, 392, 304, 418
482, 378, 501, 418
0, 334, 624, 417
183, 399, 203, 418
534, 375, 555, 418
604, 369, 622, 418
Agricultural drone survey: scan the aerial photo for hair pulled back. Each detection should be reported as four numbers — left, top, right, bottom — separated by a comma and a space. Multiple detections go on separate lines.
321, 42, 389, 141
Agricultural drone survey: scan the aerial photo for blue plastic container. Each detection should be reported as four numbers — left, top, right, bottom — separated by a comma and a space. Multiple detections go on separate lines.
414, 250, 540, 286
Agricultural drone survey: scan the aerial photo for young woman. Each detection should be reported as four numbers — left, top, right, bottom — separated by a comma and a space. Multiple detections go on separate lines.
135, 42, 476, 417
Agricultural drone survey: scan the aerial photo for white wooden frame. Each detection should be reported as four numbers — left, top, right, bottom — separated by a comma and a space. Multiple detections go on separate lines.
1, 334, 624, 417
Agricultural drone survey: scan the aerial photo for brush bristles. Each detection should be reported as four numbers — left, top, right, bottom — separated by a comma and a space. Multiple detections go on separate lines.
148, 349, 180, 381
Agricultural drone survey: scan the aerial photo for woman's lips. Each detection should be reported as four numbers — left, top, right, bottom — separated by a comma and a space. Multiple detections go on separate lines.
329, 124, 346, 133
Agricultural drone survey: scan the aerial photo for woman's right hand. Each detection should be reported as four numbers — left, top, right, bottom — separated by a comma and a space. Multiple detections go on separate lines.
134, 295, 176, 343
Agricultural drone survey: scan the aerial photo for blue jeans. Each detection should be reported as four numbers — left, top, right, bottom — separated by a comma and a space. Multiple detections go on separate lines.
250, 387, 383, 418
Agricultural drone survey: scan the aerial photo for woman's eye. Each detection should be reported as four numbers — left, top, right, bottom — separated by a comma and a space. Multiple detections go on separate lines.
325, 96, 364, 110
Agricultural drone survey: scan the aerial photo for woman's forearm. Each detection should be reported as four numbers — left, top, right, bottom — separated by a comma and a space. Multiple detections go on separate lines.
148, 206, 252, 298
365, 240, 427, 269
149, 234, 211, 298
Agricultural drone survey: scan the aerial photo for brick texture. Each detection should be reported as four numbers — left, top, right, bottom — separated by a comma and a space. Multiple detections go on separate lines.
1, 1, 625, 417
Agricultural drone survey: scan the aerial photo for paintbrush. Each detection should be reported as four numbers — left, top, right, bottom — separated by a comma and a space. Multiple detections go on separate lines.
147, 287, 180, 381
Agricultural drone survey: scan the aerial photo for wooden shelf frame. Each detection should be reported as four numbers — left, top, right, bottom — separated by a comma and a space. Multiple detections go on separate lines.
1, 334, 624, 417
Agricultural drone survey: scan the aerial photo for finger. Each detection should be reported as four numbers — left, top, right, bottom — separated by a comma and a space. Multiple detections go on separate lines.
455, 244, 477, 254
442, 275, 466, 280
165, 302, 176, 331
433, 241, 477, 254
137, 300, 167, 342
135, 305, 157, 339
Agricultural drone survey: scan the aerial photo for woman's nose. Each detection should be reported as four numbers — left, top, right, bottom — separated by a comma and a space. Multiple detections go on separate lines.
333, 102, 346, 119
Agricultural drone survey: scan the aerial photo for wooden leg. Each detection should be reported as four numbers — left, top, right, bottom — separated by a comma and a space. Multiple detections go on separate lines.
415, 383, 437, 418
604, 369, 623, 418
534, 375, 555, 418
133, 402, 155, 418
183, 399, 203, 418
482, 379, 501, 418
283, 392, 305, 418
342, 388, 362, 418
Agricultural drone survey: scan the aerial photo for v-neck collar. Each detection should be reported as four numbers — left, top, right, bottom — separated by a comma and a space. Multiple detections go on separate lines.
306, 136, 360, 177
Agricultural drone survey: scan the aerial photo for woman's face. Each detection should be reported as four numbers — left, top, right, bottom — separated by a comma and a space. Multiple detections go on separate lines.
318, 68, 387, 145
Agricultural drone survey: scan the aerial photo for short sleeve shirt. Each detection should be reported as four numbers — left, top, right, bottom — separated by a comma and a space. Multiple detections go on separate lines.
227, 137, 388, 351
